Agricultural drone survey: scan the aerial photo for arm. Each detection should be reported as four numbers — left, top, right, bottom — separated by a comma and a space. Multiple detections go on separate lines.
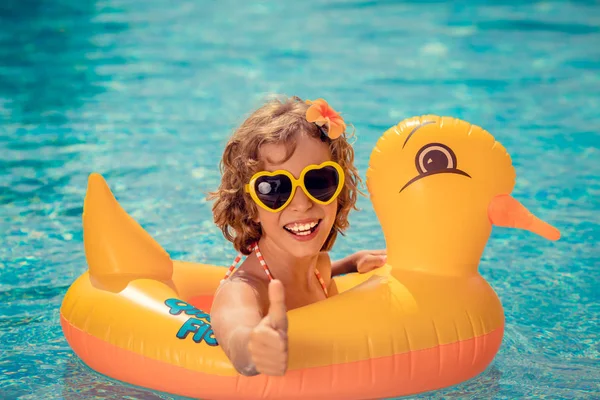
210, 278, 265, 376
331, 253, 357, 276
331, 249, 387, 276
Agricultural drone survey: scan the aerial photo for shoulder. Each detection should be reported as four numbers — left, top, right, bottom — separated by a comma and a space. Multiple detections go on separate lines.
213, 261, 270, 316
230, 269, 269, 295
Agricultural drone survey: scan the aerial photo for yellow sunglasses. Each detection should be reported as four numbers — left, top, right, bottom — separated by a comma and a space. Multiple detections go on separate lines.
244, 161, 345, 212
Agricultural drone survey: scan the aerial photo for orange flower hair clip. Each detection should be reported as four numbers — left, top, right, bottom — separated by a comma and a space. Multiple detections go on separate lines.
305, 98, 346, 140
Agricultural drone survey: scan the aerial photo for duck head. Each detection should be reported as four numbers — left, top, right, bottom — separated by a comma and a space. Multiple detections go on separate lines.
366, 115, 560, 276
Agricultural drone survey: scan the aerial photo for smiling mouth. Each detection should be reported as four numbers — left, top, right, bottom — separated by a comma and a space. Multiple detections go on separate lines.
399, 169, 471, 193
283, 219, 322, 235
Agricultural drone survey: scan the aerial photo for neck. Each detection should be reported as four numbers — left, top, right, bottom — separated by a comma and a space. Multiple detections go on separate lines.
256, 237, 319, 289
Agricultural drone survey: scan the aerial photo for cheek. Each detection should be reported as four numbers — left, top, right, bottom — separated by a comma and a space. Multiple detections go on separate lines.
256, 209, 279, 227
322, 201, 338, 223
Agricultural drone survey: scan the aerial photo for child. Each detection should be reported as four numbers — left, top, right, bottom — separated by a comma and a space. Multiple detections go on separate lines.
208, 95, 386, 377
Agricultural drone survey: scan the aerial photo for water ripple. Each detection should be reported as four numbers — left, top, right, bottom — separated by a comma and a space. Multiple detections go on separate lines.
0, 0, 598, 399
478, 19, 600, 35
0, 284, 69, 304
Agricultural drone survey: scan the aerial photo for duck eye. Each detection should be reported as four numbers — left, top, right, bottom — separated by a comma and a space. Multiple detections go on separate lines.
415, 143, 457, 174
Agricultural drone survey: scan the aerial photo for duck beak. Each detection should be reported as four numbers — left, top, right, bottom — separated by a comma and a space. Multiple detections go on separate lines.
488, 194, 561, 241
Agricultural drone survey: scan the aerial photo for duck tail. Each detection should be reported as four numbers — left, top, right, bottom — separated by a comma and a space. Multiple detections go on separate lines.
82, 173, 173, 289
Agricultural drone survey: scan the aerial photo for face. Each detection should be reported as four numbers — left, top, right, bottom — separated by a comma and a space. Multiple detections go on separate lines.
253, 133, 339, 259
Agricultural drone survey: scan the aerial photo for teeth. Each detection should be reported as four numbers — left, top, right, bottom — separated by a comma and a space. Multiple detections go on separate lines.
285, 221, 318, 233
294, 230, 312, 236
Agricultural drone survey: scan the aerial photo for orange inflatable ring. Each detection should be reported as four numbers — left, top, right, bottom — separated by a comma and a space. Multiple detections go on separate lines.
60, 115, 560, 399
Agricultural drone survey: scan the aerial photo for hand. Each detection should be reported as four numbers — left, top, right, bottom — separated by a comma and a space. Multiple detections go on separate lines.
247, 280, 289, 376
355, 249, 387, 273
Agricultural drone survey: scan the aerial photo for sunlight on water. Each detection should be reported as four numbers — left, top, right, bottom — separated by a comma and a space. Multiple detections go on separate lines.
1, 0, 598, 399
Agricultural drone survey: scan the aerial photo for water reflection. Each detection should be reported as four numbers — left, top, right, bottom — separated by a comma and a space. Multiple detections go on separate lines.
61, 356, 190, 400
0, 0, 127, 206
430, 364, 503, 399
0, 0, 127, 126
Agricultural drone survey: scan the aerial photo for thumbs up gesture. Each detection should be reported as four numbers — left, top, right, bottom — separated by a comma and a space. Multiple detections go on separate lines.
247, 279, 289, 376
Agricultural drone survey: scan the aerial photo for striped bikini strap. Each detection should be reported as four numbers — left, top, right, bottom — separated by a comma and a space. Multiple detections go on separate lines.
220, 242, 329, 297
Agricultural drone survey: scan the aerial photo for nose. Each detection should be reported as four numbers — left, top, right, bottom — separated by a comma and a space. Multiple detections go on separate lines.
288, 186, 313, 212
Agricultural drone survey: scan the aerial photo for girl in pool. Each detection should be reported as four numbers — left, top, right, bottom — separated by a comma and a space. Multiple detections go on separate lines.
208, 96, 386, 377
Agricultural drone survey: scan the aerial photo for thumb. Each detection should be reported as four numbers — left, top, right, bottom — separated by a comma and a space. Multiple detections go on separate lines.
267, 279, 288, 332
357, 254, 387, 273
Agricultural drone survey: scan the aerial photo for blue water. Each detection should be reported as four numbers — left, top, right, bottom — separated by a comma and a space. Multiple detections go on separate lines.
1, 0, 599, 398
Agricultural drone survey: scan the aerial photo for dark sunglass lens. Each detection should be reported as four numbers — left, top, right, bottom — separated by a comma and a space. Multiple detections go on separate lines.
254, 175, 293, 209
305, 166, 340, 202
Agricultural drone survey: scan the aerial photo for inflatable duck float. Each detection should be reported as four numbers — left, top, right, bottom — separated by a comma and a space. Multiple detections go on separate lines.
60, 115, 560, 400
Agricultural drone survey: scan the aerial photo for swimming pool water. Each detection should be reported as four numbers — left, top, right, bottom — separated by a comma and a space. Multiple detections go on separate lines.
1, 0, 598, 398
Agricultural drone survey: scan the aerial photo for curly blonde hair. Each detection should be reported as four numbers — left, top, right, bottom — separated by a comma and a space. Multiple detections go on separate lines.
207, 95, 362, 255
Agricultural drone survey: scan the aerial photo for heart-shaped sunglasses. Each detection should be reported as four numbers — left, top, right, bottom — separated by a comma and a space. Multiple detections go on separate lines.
244, 161, 345, 212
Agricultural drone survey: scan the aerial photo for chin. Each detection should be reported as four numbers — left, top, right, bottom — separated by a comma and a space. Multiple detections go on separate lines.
287, 241, 324, 259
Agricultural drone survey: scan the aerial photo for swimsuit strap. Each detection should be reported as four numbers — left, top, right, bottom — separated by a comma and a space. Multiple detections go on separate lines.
220, 242, 329, 298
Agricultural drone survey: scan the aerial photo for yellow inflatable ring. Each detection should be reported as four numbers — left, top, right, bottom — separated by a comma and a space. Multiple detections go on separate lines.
60, 115, 560, 399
